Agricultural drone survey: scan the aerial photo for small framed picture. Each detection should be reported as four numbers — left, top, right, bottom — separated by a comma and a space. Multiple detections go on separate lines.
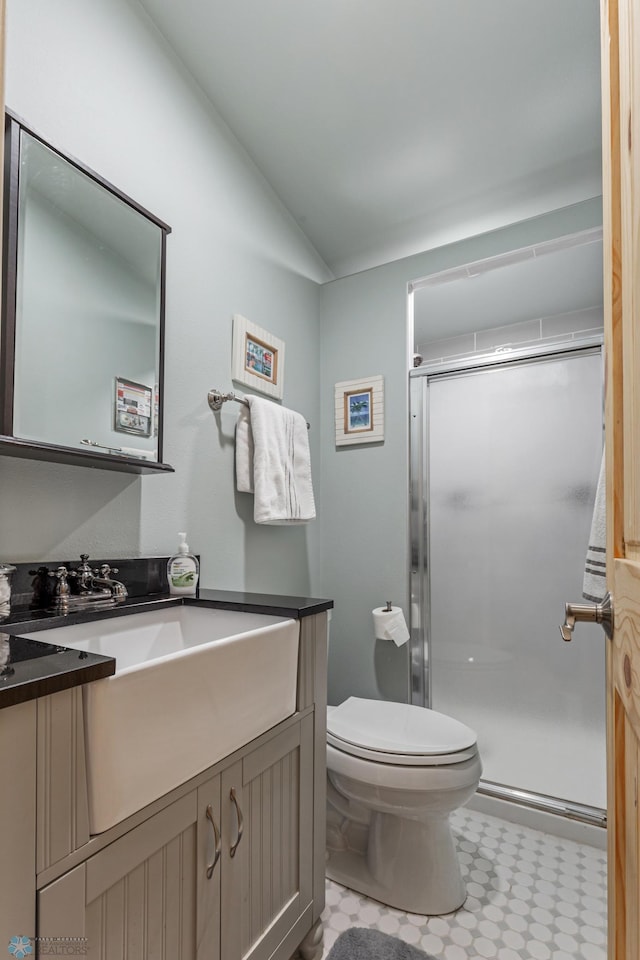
335, 375, 384, 446
232, 314, 285, 400
114, 377, 153, 437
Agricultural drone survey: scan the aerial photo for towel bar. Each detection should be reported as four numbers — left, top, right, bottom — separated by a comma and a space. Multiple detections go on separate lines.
207, 388, 310, 429
208, 388, 248, 412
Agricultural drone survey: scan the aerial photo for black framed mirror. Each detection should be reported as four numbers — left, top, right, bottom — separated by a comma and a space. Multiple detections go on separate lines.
0, 111, 174, 474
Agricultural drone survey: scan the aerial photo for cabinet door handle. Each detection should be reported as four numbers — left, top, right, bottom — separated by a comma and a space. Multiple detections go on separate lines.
205, 804, 221, 879
229, 787, 244, 857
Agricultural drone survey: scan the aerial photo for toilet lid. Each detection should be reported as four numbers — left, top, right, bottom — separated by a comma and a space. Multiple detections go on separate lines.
327, 697, 477, 758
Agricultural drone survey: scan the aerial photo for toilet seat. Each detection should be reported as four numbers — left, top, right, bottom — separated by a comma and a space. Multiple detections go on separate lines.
327, 697, 478, 766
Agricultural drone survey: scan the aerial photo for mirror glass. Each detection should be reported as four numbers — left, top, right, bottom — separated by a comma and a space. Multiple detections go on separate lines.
5, 123, 168, 465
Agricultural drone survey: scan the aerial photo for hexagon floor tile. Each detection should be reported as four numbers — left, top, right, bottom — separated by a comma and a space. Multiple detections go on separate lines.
321, 805, 606, 960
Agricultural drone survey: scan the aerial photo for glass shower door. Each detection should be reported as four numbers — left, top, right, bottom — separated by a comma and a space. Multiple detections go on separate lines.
424, 347, 605, 810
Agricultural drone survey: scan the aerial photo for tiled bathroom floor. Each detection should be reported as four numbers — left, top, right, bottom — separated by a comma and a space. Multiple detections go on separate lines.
321, 806, 607, 960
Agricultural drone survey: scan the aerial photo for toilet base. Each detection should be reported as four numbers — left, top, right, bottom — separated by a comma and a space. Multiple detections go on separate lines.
326, 810, 467, 916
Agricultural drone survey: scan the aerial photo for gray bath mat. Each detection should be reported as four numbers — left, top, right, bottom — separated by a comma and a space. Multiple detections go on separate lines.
327, 928, 436, 960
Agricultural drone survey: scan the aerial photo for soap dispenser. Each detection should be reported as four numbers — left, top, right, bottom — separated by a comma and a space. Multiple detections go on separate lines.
167, 533, 199, 596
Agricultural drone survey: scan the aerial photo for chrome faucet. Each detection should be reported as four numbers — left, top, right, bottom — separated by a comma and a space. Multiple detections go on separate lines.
48, 555, 127, 613
90, 563, 128, 600
72, 554, 95, 592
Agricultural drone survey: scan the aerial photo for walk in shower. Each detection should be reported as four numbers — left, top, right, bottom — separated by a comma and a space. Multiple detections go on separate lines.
409, 229, 606, 822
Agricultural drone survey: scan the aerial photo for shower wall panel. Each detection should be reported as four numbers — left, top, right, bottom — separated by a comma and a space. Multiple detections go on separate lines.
426, 349, 605, 808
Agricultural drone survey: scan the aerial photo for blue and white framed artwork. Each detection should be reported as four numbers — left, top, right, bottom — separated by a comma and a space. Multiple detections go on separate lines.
334, 375, 384, 446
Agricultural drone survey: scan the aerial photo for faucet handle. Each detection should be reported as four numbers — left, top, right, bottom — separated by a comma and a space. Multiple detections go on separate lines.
48, 566, 70, 597
68, 554, 94, 589
96, 563, 118, 577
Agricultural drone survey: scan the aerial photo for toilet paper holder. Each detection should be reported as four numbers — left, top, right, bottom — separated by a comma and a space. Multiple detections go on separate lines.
373, 601, 410, 647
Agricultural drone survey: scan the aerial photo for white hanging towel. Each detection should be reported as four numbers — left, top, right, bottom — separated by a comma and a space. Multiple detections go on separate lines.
582, 451, 607, 602
235, 406, 254, 494
235, 396, 316, 524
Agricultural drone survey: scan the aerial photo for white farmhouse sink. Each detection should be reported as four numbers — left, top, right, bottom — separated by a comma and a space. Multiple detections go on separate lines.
22, 605, 299, 833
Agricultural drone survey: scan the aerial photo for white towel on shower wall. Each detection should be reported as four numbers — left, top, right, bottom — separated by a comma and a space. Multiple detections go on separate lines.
236, 396, 315, 524
583, 451, 607, 602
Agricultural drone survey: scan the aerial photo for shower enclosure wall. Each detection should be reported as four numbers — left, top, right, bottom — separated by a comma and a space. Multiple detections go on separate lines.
409, 340, 605, 823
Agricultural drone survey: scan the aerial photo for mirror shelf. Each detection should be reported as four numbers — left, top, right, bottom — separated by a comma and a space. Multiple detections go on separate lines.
1, 111, 174, 474
0, 434, 175, 475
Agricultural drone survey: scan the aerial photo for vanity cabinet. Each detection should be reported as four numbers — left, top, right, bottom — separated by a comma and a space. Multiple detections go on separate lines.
0, 699, 37, 940
38, 719, 314, 960
26, 610, 328, 960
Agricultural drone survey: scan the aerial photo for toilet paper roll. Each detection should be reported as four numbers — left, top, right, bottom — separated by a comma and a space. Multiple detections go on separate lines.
372, 606, 410, 647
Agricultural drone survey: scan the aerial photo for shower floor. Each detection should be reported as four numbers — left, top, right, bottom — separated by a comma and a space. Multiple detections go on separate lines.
434, 696, 607, 811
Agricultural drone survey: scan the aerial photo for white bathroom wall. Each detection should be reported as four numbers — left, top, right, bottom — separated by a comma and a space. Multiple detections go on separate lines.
1, 0, 329, 593
319, 197, 602, 706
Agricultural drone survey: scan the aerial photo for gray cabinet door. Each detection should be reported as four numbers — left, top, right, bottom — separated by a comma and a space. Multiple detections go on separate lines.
221, 716, 314, 960
38, 778, 221, 960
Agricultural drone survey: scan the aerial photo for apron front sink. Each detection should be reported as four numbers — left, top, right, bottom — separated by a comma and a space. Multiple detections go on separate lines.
22, 605, 299, 832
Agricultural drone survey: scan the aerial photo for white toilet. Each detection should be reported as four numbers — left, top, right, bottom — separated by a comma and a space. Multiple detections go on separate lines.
326, 697, 482, 916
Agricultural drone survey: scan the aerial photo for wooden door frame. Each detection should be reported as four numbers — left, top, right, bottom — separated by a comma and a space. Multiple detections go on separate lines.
601, 0, 640, 957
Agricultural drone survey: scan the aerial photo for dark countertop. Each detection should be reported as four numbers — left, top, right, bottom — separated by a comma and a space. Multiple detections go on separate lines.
0, 590, 333, 710
0, 633, 116, 709
189, 589, 333, 619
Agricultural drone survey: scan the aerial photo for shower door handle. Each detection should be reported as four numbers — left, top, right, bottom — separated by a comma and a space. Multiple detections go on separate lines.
560, 592, 613, 641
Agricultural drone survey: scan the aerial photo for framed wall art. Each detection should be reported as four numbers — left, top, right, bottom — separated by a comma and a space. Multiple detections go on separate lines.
334, 375, 384, 446
231, 314, 285, 400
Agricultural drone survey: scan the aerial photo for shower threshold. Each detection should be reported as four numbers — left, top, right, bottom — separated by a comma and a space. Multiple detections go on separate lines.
478, 778, 606, 828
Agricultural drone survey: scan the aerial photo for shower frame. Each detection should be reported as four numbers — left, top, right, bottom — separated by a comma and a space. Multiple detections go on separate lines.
408, 335, 606, 827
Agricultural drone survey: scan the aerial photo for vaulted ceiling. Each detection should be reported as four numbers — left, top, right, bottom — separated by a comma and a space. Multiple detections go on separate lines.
139, 0, 602, 280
